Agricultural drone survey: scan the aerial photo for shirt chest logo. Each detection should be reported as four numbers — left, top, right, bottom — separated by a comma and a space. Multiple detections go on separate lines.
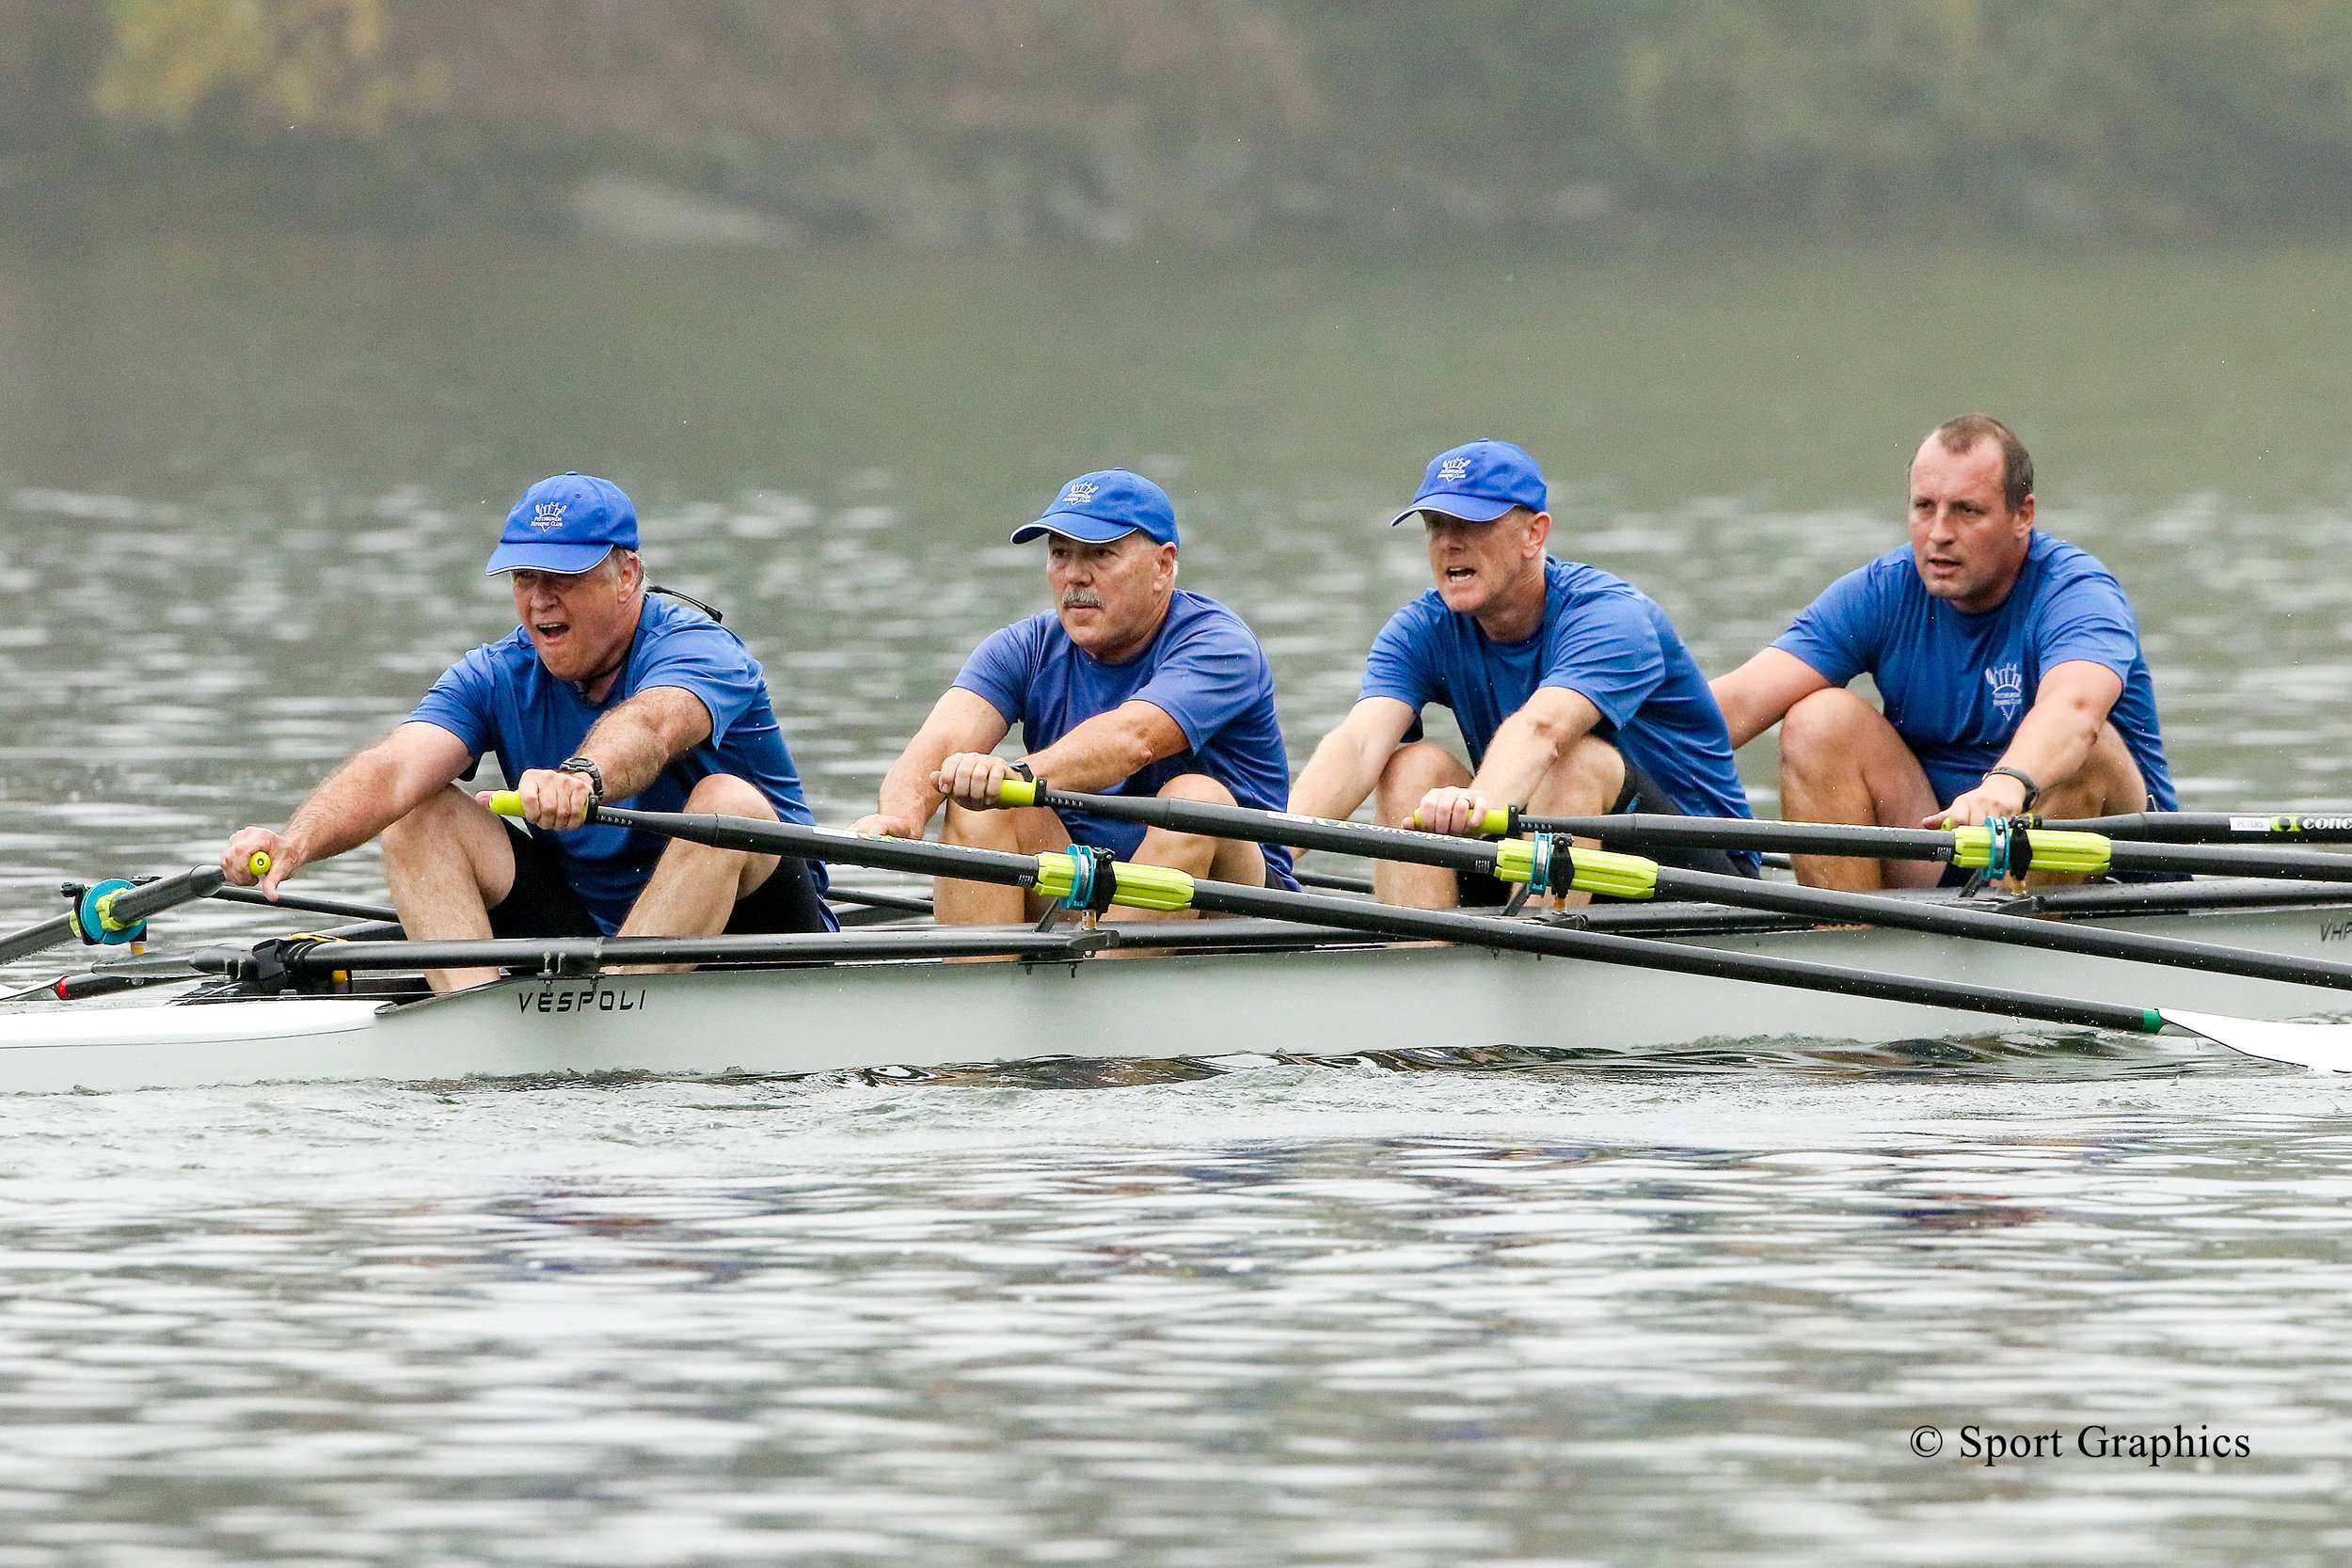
1984, 661, 2026, 719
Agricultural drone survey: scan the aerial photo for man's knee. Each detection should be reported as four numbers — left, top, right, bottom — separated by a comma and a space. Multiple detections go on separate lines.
2046, 723, 2149, 815
1376, 742, 1468, 810
683, 772, 775, 820
945, 799, 1031, 848
1155, 773, 1237, 807
381, 784, 480, 858
1779, 687, 1887, 767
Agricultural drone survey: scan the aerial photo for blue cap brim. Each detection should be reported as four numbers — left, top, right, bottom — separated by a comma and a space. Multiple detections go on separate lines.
1389, 495, 1522, 527
485, 540, 618, 575
1010, 516, 1141, 545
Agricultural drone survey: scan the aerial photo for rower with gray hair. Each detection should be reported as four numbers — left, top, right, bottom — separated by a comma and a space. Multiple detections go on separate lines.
1709, 414, 2178, 891
220, 470, 833, 991
850, 467, 1296, 921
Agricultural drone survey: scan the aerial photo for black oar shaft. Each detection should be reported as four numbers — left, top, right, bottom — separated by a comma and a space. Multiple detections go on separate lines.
1031, 785, 2352, 996
1027, 785, 1504, 874
1528, 811, 2352, 883
0, 866, 225, 966
597, 808, 1046, 886
1178, 881, 2158, 1036
570, 803, 2161, 1037
1534, 812, 1958, 860
1649, 865, 2352, 993
2048, 812, 2352, 843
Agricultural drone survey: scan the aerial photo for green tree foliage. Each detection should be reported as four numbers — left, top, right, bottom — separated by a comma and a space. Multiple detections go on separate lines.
43, 0, 2352, 237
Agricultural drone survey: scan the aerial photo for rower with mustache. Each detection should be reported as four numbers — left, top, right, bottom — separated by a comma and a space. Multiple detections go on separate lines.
853, 469, 1295, 920
1709, 414, 2177, 890
220, 471, 834, 991
1289, 439, 1757, 909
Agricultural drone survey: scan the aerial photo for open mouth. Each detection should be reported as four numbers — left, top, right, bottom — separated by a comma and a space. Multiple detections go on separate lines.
534, 620, 571, 641
1444, 566, 1476, 582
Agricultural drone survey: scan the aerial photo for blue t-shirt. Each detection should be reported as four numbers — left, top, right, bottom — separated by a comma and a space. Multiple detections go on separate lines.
1362, 556, 1756, 842
954, 591, 1298, 888
1772, 533, 2177, 811
411, 594, 830, 934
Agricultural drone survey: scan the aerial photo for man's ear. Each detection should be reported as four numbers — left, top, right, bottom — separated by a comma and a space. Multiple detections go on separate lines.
1525, 510, 1553, 553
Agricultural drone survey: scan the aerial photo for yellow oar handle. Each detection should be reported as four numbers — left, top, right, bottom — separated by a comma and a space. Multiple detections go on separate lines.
995, 777, 1041, 808
1492, 838, 1658, 899
1949, 826, 2112, 875
488, 791, 524, 817
1408, 806, 1514, 837
247, 850, 272, 878
1031, 851, 1196, 911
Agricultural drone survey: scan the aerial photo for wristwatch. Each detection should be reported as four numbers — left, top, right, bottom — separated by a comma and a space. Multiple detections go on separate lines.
1980, 766, 2040, 811
1009, 760, 1036, 784
557, 755, 606, 806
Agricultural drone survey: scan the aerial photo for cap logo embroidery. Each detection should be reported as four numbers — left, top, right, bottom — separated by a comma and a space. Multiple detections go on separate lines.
532, 501, 568, 531
1438, 456, 1472, 483
1063, 482, 1100, 505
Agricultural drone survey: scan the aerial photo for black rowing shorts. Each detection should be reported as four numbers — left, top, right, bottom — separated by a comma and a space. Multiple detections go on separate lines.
487, 820, 834, 939
1456, 755, 1758, 907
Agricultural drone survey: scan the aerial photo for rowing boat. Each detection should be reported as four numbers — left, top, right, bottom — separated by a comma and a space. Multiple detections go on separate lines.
3, 875, 2350, 1093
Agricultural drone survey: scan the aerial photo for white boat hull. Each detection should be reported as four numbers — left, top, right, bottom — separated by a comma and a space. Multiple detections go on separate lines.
7, 894, 2352, 1091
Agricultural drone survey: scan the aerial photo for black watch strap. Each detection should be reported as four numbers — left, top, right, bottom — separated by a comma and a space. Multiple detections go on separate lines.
558, 755, 606, 806
1009, 759, 1036, 784
1981, 766, 2040, 810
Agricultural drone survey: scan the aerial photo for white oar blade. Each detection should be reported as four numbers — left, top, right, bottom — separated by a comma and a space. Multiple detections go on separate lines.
2161, 1008, 2352, 1073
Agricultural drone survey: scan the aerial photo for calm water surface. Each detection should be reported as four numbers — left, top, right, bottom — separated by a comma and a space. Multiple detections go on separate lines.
1, 238, 2350, 1560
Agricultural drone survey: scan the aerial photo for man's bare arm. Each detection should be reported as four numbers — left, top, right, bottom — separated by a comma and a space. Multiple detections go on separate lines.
222, 721, 476, 897
1417, 686, 1602, 835
852, 689, 1012, 838
1931, 659, 2125, 827
929, 699, 1191, 808
1710, 648, 1835, 750
496, 685, 717, 830
1287, 698, 1418, 820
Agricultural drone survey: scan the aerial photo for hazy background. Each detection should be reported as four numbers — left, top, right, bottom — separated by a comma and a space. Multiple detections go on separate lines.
8, 2, 2352, 248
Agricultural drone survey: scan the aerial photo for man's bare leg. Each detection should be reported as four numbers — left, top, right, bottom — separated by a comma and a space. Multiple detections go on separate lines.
2017, 723, 2149, 888
1374, 742, 1473, 907
938, 804, 1071, 924
611, 773, 780, 972
1777, 688, 1942, 891
1523, 734, 1627, 908
1115, 773, 1267, 923
380, 784, 518, 993
1373, 736, 1627, 911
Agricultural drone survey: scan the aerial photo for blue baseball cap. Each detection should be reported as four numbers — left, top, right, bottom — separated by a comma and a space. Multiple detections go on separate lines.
1390, 439, 1548, 525
485, 472, 640, 575
1010, 469, 1179, 547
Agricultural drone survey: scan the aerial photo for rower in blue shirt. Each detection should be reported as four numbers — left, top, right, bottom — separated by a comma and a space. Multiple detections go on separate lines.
1289, 439, 1756, 908
852, 469, 1297, 922
1710, 414, 2177, 891
220, 471, 833, 991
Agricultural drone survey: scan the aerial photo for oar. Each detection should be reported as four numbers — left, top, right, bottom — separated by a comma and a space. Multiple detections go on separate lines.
1458, 808, 2352, 883
485, 793, 2352, 1072
0, 865, 229, 966
993, 781, 2352, 997
2041, 811, 2352, 844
